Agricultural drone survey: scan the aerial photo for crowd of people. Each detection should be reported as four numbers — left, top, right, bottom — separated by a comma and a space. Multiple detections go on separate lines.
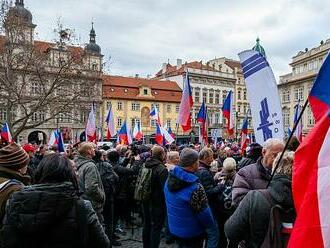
0, 136, 300, 248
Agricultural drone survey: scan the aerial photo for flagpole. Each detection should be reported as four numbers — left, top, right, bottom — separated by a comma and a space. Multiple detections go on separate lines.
267, 98, 309, 187
175, 123, 179, 144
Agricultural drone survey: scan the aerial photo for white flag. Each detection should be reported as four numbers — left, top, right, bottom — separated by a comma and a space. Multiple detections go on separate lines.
238, 50, 284, 144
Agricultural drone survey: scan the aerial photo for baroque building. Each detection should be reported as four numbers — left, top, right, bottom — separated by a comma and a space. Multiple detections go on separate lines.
0, 0, 103, 144
102, 75, 182, 142
278, 39, 330, 134
155, 59, 236, 138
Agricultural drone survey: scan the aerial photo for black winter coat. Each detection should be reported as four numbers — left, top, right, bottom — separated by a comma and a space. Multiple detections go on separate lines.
144, 157, 168, 208
2, 182, 109, 248
225, 175, 295, 248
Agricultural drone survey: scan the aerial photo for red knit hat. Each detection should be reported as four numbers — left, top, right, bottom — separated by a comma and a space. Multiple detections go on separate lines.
22, 144, 35, 153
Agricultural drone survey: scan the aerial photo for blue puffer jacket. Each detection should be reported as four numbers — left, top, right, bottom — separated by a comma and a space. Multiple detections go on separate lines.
164, 166, 216, 239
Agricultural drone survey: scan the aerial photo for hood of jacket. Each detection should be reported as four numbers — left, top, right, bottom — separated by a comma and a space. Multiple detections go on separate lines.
144, 157, 164, 169
167, 166, 198, 192
7, 182, 79, 233
268, 174, 293, 207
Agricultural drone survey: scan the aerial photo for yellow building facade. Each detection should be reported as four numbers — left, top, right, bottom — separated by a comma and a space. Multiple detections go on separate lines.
102, 75, 183, 138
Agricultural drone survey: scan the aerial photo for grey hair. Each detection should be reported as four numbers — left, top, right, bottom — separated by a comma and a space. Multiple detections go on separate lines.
272, 151, 294, 177
167, 151, 179, 163
199, 148, 213, 160
180, 148, 199, 167
263, 138, 284, 150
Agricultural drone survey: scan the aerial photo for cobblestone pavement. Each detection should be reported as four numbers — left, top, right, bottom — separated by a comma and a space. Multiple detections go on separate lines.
116, 226, 176, 248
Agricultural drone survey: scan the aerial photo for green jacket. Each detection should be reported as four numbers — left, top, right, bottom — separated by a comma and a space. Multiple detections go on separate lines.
76, 156, 105, 215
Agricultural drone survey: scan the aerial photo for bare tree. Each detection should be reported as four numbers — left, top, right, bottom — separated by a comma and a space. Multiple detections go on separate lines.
0, 1, 101, 139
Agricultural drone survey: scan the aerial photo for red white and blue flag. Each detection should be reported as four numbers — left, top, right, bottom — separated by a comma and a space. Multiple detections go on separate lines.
48, 130, 59, 147
150, 106, 160, 124
155, 123, 175, 145
105, 106, 116, 140
222, 90, 234, 136
177, 71, 193, 132
167, 126, 175, 139
118, 121, 133, 145
133, 122, 143, 141
240, 115, 249, 153
155, 122, 163, 145
86, 103, 97, 143
288, 52, 330, 248
0, 123, 12, 143
197, 101, 208, 144
48, 129, 65, 152
293, 99, 303, 142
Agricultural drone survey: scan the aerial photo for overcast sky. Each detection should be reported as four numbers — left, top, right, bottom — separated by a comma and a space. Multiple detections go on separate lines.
24, 0, 330, 80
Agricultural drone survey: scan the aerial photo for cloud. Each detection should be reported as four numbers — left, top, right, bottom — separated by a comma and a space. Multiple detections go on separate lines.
25, 0, 330, 79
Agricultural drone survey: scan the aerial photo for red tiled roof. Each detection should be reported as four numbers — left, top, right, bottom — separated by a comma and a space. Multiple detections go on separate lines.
224, 60, 242, 70
155, 61, 220, 78
102, 75, 182, 103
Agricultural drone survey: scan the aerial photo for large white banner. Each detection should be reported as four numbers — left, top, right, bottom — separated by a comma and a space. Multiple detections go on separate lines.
238, 50, 284, 144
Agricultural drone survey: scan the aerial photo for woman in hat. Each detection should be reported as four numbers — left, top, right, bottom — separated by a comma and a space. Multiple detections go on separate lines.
2, 153, 109, 248
0, 143, 31, 224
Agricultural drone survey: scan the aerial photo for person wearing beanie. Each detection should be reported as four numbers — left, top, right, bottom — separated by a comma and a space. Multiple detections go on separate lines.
164, 148, 216, 248
237, 143, 263, 171
0, 143, 31, 224
22, 143, 37, 183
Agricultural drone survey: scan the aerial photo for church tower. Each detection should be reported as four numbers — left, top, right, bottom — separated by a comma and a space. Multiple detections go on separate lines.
84, 23, 103, 71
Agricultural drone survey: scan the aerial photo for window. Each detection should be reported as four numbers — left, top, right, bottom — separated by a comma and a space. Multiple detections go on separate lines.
195, 90, 200, 103
243, 91, 247, 100
282, 108, 290, 127
31, 82, 41, 95
131, 102, 140, 111
58, 112, 71, 123
31, 111, 46, 123
92, 63, 98, 71
215, 113, 220, 124
106, 102, 112, 110
0, 108, 7, 121
203, 91, 207, 103
238, 105, 241, 113
294, 87, 304, 101
150, 119, 156, 127
222, 91, 227, 104
282, 89, 290, 103
176, 105, 180, 113
215, 93, 220, 105
307, 107, 315, 126
237, 90, 241, 100
117, 118, 122, 127
166, 119, 171, 128
143, 89, 148, 95
117, 101, 123, 111
243, 105, 247, 114
151, 103, 159, 111
166, 104, 171, 113
80, 111, 87, 123
131, 118, 140, 128
209, 92, 214, 104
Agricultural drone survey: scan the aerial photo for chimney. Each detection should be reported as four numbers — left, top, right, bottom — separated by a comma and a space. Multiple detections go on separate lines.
177, 58, 182, 68
162, 63, 167, 74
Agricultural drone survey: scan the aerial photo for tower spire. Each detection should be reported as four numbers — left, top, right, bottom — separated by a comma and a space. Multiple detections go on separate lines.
90, 22, 96, 44
15, 0, 24, 6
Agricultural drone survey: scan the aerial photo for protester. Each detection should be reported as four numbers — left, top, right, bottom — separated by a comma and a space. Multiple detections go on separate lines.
93, 150, 121, 246
285, 136, 300, 151
23, 143, 37, 182
164, 148, 216, 248
141, 145, 168, 248
0, 143, 30, 224
232, 138, 284, 206
166, 151, 179, 171
225, 151, 295, 248
195, 148, 220, 248
76, 142, 105, 221
2, 154, 110, 247
237, 142, 263, 171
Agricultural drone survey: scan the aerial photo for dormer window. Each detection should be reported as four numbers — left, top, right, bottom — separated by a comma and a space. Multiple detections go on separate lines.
143, 89, 148, 95
92, 63, 98, 71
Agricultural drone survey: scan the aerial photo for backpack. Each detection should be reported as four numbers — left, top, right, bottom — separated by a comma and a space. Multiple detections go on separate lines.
134, 163, 152, 202
218, 181, 235, 213
259, 190, 295, 248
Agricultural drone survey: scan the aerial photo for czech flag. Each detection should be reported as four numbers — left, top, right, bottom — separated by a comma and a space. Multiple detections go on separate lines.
86, 103, 97, 143
48, 130, 59, 147
118, 121, 133, 145
288, 52, 330, 248
293, 99, 303, 142
57, 129, 65, 153
167, 126, 175, 139
197, 101, 208, 144
150, 106, 160, 124
222, 90, 235, 136
133, 122, 143, 141
155, 122, 163, 145
106, 106, 116, 140
1, 123, 12, 143
177, 71, 193, 132
240, 115, 249, 153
